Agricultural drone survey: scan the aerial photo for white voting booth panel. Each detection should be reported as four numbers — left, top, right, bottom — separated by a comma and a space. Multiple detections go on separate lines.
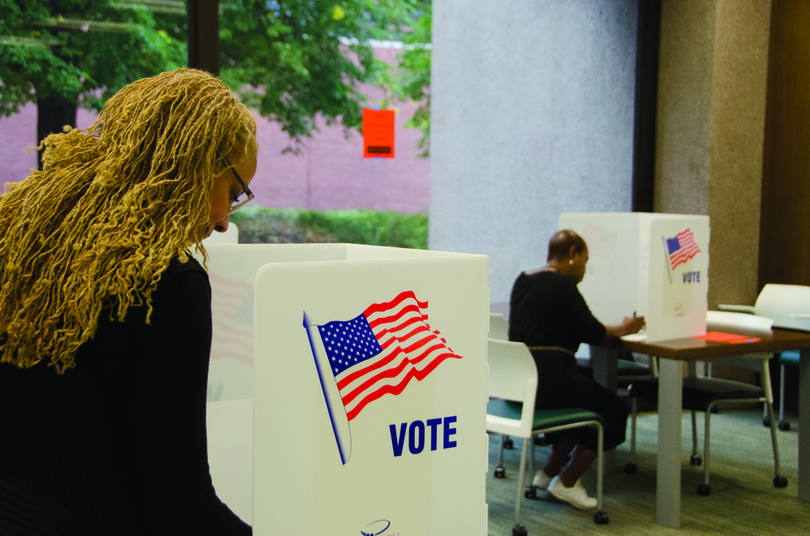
205, 244, 489, 535
197, 244, 482, 402
559, 213, 709, 342
207, 398, 254, 523
195, 244, 345, 402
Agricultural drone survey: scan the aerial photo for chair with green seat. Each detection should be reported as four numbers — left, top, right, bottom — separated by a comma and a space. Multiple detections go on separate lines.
626, 311, 786, 495
486, 338, 608, 533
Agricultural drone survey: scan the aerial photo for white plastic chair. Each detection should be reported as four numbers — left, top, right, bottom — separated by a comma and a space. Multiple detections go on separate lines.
487, 339, 608, 531
489, 312, 509, 340
706, 309, 773, 332
720, 283, 810, 331
720, 284, 810, 430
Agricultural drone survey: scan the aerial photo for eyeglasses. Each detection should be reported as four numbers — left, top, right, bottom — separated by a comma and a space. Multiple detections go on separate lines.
221, 154, 254, 215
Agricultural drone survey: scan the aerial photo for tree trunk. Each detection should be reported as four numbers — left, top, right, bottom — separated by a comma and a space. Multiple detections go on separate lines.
36, 96, 77, 170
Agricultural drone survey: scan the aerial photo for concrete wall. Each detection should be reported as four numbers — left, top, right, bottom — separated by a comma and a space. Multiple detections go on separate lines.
429, 0, 639, 312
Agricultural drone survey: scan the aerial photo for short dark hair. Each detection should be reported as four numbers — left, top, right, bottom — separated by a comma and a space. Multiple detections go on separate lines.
547, 229, 587, 262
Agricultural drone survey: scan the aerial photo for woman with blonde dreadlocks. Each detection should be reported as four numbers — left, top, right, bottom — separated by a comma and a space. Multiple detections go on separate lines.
0, 69, 257, 535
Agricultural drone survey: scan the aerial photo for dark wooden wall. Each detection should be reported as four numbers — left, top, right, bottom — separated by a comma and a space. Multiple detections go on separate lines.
631, 0, 662, 213
759, 1, 810, 289
759, 0, 810, 412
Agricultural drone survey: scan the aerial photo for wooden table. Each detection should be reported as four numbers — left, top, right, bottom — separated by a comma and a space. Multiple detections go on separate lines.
590, 327, 810, 528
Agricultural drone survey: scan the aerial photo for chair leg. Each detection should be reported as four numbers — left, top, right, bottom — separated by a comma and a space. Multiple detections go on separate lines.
766, 399, 786, 486
625, 397, 638, 474
779, 363, 785, 424
631, 397, 636, 461
593, 422, 608, 525
779, 363, 791, 431
698, 405, 713, 495
514, 439, 529, 531
689, 410, 702, 466
762, 361, 788, 488
525, 435, 537, 499
596, 426, 603, 510
494, 435, 506, 478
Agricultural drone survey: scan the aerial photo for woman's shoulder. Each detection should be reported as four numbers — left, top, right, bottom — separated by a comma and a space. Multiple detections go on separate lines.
156, 255, 208, 294
512, 270, 566, 302
519, 269, 567, 285
525, 270, 582, 298
145, 255, 210, 318
162, 255, 206, 280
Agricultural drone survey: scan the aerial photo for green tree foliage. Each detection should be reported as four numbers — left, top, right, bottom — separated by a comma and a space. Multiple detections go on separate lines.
219, 0, 422, 148
0, 0, 186, 117
379, 2, 430, 157
231, 207, 428, 249
0, 1, 430, 157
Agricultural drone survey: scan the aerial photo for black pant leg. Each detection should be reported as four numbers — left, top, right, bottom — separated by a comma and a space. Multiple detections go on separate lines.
566, 372, 629, 452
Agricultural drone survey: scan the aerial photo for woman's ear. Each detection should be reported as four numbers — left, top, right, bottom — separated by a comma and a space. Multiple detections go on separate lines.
568, 244, 577, 259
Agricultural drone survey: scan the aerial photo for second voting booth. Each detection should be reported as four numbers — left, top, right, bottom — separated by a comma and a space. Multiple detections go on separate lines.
559, 212, 710, 342
201, 244, 490, 535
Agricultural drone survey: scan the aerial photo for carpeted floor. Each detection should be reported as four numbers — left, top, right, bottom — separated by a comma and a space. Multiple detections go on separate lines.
486, 407, 810, 535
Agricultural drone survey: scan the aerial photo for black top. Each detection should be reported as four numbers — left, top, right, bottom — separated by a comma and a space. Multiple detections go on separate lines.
0, 257, 251, 536
508, 270, 606, 365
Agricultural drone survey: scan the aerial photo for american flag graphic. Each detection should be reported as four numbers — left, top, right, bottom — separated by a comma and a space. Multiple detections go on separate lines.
304, 290, 463, 464
666, 229, 701, 270
582, 223, 618, 263
209, 271, 254, 366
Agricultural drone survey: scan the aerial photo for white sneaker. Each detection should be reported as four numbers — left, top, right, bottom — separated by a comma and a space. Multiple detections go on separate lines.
548, 475, 598, 510
532, 470, 553, 490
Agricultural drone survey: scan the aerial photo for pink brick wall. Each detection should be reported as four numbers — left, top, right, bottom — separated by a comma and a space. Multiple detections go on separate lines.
0, 48, 430, 214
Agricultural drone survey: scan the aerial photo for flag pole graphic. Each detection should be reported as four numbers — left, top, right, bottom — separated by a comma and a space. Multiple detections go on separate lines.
661, 236, 672, 284
303, 312, 352, 464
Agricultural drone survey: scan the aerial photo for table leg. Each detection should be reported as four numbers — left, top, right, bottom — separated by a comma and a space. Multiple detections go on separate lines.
657, 358, 683, 528
800, 349, 810, 502
589, 345, 618, 472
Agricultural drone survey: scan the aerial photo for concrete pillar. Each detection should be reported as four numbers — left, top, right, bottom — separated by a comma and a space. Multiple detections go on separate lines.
430, 0, 639, 311
655, 0, 771, 308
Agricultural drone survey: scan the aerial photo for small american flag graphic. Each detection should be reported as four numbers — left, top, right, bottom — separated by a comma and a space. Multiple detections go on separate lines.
666, 229, 701, 270
304, 290, 462, 464
209, 272, 254, 366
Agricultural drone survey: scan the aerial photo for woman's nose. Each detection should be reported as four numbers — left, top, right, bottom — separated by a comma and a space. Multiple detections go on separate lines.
213, 216, 229, 233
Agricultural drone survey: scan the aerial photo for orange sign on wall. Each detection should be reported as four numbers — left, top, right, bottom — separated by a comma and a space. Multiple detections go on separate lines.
362, 108, 395, 158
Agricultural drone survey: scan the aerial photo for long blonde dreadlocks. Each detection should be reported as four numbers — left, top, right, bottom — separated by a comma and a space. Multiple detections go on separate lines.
0, 68, 258, 374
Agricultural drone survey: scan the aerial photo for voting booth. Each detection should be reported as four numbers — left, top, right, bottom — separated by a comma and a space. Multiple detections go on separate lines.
202, 244, 489, 535
559, 213, 710, 342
